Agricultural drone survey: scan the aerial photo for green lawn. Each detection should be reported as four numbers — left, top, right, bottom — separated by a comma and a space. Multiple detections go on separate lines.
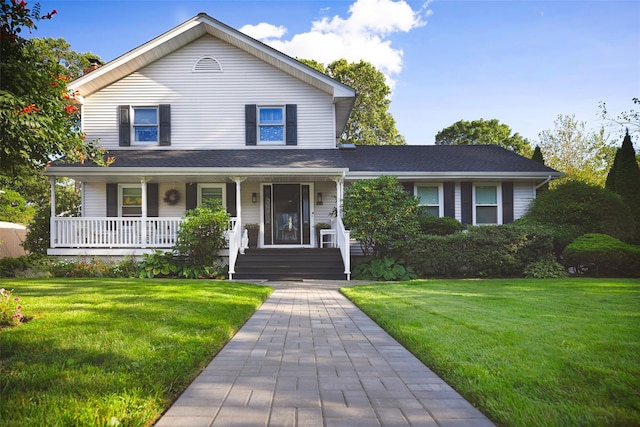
342, 279, 640, 427
0, 278, 272, 427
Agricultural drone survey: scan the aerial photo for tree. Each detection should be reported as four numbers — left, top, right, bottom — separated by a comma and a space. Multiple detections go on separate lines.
537, 114, 616, 186
531, 145, 548, 191
599, 97, 640, 142
435, 119, 532, 156
0, 0, 107, 179
0, 189, 34, 224
341, 176, 419, 257
605, 130, 640, 241
300, 58, 405, 145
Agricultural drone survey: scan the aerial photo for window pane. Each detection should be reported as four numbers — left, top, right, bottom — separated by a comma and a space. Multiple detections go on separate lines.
259, 108, 283, 124
134, 127, 158, 142
122, 188, 142, 206
426, 206, 439, 217
134, 108, 157, 125
476, 186, 497, 204
259, 125, 284, 142
201, 187, 222, 201
417, 187, 439, 205
476, 206, 497, 224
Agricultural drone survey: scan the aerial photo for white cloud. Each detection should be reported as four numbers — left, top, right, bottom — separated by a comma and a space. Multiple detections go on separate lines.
239, 22, 287, 40
239, 0, 431, 89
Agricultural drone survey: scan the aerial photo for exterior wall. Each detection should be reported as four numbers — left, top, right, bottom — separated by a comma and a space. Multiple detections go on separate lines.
82, 36, 336, 150
83, 182, 106, 217
514, 182, 536, 220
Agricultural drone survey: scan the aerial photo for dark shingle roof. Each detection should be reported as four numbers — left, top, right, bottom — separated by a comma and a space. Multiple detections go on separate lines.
340, 145, 559, 173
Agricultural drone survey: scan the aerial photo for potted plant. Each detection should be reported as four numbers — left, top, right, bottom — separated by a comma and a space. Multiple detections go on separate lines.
244, 223, 259, 248
315, 222, 332, 248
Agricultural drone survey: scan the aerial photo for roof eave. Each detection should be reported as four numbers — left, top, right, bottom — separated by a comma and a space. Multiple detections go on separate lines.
344, 171, 564, 180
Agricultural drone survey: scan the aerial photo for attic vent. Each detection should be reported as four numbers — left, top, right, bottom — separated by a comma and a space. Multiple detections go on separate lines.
193, 56, 223, 72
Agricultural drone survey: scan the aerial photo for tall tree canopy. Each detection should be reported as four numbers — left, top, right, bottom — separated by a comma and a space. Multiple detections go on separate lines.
599, 97, 640, 141
537, 114, 616, 187
0, 0, 107, 179
300, 58, 405, 145
434, 118, 532, 156
605, 130, 640, 241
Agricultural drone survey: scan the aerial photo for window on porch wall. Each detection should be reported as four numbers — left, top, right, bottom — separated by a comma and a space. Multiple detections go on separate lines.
121, 186, 142, 217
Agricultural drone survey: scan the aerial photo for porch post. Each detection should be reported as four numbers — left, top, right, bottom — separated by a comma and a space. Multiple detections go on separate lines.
140, 177, 148, 248
231, 177, 246, 224
331, 175, 344, 218
49, 176, 56, 248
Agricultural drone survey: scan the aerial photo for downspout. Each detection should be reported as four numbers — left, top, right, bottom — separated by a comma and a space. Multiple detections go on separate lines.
535, 175, 552, 191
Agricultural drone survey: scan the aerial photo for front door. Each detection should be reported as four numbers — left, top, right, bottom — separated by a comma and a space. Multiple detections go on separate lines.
263, 184, 311, 246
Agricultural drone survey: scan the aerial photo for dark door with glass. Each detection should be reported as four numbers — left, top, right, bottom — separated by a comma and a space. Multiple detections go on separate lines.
263, 184, 310, 245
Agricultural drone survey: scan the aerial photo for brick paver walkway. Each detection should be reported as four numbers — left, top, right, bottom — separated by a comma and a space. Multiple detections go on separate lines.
155, 282, 494, 427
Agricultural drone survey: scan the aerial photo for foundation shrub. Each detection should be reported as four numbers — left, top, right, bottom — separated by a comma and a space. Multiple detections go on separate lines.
562, 233, 640, 277
416, 209, 465, 236
399, 223, 554, 278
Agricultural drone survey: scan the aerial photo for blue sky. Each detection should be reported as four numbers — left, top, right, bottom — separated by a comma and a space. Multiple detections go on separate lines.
32, 0, 640, 146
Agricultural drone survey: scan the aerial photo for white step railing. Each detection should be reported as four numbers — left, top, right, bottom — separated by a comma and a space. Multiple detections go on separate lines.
334, 218, 351, 280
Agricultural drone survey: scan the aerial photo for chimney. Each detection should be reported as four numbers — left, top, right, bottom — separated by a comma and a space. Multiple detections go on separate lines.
83, 58, 102, 75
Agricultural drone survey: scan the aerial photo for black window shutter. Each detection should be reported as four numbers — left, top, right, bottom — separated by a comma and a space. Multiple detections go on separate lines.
106, 183, 118, 217
147, 183, 159, 217
461, 182, 473, 225
502, 182, 514, 224
245, 104, 257, 146
185, 183, 197, 210
286, 104, 297, 146
159, 105, 171, 146
401, 182, 413, 194
226, 183, 237, 216
443, 182, 455, 218
118, 105, 130, 146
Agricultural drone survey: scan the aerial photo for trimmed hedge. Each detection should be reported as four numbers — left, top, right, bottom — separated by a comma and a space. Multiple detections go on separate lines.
398, 223, 554, 278
562, 233, 640, 277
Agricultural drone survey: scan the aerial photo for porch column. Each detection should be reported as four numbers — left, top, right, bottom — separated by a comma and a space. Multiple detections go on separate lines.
49, 176, 56, 248
331, 175, 344, 218
231, 177, 246, 225
140, 177, 149, 248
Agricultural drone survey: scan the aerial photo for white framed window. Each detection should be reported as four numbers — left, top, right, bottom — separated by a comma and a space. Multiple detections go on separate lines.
132, 107, 158, 144
198, 184, 226, 208
416, 185, 442, 217
473, 184, 502, 225
120, 185, 142, 217
258, 106, 285, 144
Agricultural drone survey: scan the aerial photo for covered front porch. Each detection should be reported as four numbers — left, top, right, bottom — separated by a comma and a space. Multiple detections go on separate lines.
46, 170, 351, 279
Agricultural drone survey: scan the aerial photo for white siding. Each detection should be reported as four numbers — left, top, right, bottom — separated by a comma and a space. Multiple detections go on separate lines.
83, 36, 336, 150
83, 182, 106, 217
454, 182, 462, 223
514, 182, 536, 220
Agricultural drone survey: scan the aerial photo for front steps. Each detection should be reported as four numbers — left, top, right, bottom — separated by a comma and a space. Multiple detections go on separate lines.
232, 248, 347, 281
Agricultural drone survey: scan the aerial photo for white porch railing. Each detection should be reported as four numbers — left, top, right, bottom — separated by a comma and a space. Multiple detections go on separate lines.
50, 217, 238, 249
334, 218, 351, 280
226, 219, 242, 280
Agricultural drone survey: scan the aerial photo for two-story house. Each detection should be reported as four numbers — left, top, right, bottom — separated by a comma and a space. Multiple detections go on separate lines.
45, 13, 561, 280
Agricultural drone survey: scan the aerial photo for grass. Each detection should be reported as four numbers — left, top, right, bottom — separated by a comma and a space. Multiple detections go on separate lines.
0, 278, 272, 427
341, 278, 640, 427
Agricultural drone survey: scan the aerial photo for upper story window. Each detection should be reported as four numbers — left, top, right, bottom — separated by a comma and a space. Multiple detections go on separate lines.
119, 104, 170, 147
133, 107, 158, 143
245, 104, 297, 146
259, 107, 285, 144
416, 185, 442, 217
474, 184, 501, 225
120, 185, 142, 217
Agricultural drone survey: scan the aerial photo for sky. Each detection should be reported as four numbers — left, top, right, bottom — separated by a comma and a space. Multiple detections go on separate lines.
31, 0, 640, 146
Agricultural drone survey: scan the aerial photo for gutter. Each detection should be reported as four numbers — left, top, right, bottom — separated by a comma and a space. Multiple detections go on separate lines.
535, 175, 553, 189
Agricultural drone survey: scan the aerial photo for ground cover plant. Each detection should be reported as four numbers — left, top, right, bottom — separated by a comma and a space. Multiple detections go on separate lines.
0, 278, 272, 427
341, 279, 640, 426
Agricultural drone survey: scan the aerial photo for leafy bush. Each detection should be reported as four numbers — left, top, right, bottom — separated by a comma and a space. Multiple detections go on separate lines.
416, 208, 464, 236
174, 199, 230, 268
562, 233, 640, 277
0, 255, 51, 278
138, 251, 227, 279
0, 288, 25, 327
524, 181, 636, 248
399, 223, 554, 278
523, 258, 569, 279
352, 256, 417, 281
342, 176, 420, 257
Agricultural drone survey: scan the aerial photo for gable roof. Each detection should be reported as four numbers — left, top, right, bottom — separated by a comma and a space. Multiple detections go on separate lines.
70, 13, 356, 137
339, 145, 562, 180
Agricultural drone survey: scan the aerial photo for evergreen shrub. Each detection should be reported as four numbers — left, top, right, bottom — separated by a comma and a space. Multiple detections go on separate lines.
562, 233, 640, 277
